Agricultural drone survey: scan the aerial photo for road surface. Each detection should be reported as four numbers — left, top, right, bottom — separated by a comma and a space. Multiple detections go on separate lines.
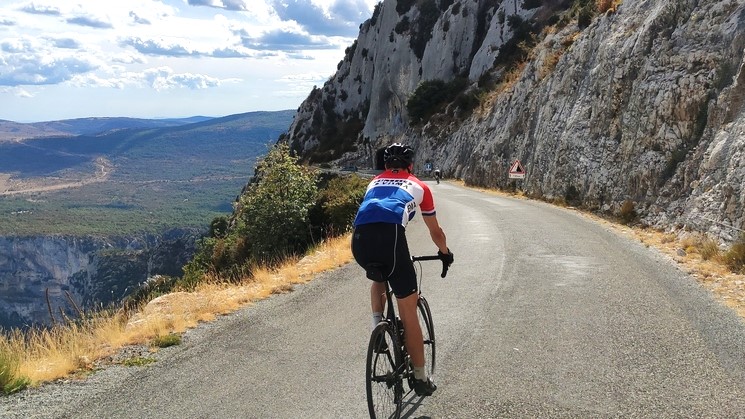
4, 181, 745, 418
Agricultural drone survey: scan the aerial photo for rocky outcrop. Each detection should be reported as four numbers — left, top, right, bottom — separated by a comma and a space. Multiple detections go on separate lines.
0, 230, 198, 329
285, 0, 745, 243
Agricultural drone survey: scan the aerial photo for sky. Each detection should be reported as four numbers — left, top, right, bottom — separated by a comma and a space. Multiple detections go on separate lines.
0, 0, 378, 122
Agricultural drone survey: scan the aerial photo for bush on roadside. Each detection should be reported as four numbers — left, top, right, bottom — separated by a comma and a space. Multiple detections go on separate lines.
700, 237, 721, 261
619, 200, 637, 224
723, 234, 745, 273
680, 233, 721, 261
180, 143, 366, 288
236, 143, 318, 265
123, 275, 181, 310
0, 346, 30, 395
151, 333, 181, 348
310, 174, 368, 236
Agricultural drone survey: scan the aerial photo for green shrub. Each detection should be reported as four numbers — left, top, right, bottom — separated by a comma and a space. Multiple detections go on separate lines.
453, 90, 481, 114
409, 0, 439, 59
564, 185, 581, 207
123, 275, 181, 310
180, 238, 217, 289
0, 348, 30, 395
370, 3, 382, 26
407, 77, 471, 124
311, 174, 368, 236
151, 333, 181, 348
396, 0, 416, 15
181, 146, 366, 285
237, 144, 318, 265
395, 16, 411, 34
407, 80, 449, 123
210, 216, 229, 238
572, 0, 597, 28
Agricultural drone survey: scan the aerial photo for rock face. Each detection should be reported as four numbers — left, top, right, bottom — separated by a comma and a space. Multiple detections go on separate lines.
0, 230, 198, 329
285, 0, 745, 243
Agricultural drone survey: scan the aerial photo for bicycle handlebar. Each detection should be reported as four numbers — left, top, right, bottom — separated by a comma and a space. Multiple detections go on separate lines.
412, 255, 450, 278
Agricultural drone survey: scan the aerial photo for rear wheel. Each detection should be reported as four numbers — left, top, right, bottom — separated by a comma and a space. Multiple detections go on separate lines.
366, 321, 403, 419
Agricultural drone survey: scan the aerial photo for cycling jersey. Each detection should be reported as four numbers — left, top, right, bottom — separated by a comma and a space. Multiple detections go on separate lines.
353, 169, 435, 227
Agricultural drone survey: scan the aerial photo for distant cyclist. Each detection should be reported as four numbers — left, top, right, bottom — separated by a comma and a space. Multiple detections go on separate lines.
433, 169, 441, 184
351, 143, 454, 397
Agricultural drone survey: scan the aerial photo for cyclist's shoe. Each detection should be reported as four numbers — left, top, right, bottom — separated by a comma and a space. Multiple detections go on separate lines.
412, 377, 437, 397
374, 334, 389, 354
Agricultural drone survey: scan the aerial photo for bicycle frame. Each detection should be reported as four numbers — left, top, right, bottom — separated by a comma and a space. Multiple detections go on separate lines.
366, 255, 447, 419
383, 254, 445, 346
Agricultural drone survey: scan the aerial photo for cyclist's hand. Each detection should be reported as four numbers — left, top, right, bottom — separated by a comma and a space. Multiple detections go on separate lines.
438, 249, 454, 266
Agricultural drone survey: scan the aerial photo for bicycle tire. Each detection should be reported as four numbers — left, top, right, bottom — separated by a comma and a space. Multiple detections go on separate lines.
417, 296, 436, 378
366, 321, 404, 419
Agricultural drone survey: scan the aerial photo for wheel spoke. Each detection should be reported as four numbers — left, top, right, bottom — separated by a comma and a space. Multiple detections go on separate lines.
366, 322, 403, 419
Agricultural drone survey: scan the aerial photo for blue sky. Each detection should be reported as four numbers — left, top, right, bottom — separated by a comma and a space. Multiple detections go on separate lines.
0, 0, 378, 122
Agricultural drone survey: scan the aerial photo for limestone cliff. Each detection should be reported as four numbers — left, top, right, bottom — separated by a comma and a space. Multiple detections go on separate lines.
0, 230, 197, 329
284, 0, 745, 242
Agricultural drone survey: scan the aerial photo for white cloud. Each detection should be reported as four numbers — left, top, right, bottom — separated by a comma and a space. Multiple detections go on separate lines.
0, 0, 378, 121
16, 88, 33, 98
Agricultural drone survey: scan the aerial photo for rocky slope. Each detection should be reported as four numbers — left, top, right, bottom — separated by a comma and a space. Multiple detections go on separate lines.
284, 0, 745, 243
0, 230, 197, 329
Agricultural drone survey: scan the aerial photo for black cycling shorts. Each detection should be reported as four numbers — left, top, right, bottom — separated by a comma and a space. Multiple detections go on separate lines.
352, 223, 417, 298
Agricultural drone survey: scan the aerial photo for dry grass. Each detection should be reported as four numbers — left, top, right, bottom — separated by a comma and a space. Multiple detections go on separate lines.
1, 234, 353, 390
615, 225, 745, 318
537, 49, 564, 81
596, 0, 623, 14
502, 61, 528, 93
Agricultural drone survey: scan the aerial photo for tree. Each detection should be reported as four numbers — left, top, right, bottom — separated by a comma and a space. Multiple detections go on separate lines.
237, 144, 318, 265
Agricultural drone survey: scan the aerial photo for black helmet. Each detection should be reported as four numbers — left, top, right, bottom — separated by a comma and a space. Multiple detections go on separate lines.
383, 143, 414, 168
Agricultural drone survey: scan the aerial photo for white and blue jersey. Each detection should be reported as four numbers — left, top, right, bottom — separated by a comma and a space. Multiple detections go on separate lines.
353, 169, 436, 227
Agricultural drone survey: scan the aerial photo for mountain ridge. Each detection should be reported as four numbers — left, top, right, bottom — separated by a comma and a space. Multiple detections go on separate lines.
0, 116, 216, 142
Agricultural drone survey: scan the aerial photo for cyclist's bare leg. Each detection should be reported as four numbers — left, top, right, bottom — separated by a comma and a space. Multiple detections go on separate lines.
370, 281, 386, 313
396, 293, 425, 369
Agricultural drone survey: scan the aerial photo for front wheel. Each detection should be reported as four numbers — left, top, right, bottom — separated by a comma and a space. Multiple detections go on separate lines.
417, 296, 435, 378
366, 321, 403, 419
407, 296, 436, 392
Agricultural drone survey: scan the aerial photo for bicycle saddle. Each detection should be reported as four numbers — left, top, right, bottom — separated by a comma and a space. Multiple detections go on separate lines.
364, 263, 386, 282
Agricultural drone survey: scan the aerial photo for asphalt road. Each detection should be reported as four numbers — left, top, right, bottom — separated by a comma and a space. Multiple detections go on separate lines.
4, 181, 745, 418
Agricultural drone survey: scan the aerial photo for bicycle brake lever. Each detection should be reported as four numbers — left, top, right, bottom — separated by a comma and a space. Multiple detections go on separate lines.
440, 262, 449, 278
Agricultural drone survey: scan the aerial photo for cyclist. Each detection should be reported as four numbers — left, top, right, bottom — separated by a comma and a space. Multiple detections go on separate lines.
351, 143, 454, 397
434, 168, 441, 184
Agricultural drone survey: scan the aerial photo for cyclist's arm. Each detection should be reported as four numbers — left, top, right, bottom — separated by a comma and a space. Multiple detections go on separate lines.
423, 214, 448, 254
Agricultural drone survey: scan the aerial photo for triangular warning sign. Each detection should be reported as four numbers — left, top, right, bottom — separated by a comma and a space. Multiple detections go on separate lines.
509, 160, 525, 174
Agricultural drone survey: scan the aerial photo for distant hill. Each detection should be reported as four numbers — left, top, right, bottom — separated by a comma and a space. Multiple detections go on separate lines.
0, 111, 294, 177
0, 110, 295, 235
0, 116, 214, 142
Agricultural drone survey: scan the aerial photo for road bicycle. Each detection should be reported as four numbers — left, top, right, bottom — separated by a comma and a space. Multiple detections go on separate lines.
365, 255, 450, 419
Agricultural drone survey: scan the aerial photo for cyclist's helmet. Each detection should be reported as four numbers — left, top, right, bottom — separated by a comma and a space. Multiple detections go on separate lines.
383, 143, 414, 169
